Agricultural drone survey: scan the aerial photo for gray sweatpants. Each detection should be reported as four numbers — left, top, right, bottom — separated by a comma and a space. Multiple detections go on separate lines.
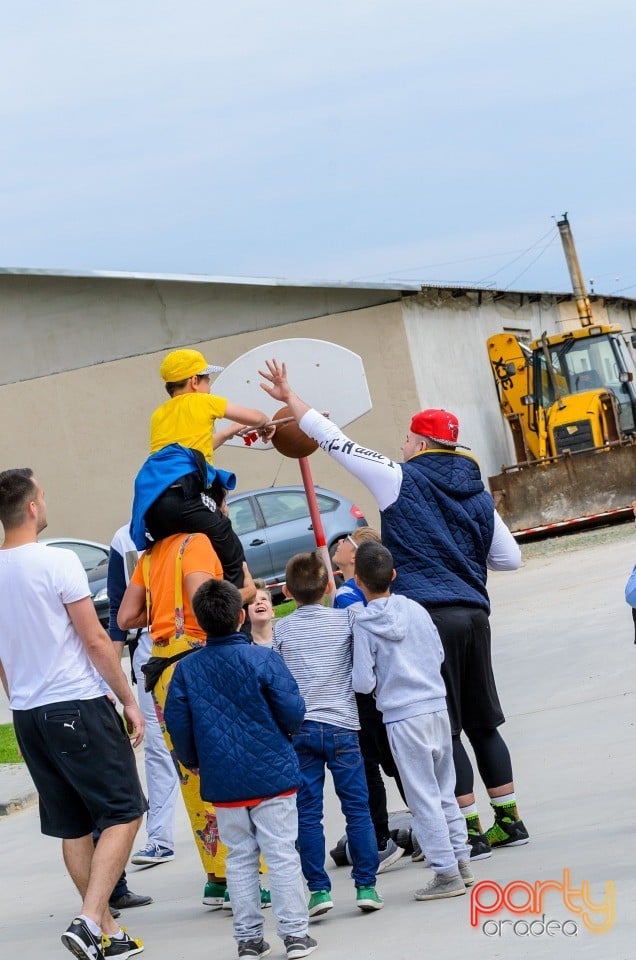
386, 710, 470, 876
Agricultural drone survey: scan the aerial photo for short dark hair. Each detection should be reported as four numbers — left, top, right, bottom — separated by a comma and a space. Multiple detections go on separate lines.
354, 541, 394, 594
165, 377, 190, 396
285, 551, 328, 605
192, 578, 244, 637
0, 468, 37, 530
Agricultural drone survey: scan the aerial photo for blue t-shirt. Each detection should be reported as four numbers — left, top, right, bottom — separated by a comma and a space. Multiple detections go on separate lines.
333, 578, 366, 609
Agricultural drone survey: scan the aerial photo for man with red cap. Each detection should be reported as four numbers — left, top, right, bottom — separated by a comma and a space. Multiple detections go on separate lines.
259, 360, 528, 862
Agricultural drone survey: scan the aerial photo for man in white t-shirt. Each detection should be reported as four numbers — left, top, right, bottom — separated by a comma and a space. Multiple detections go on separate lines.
0, 468, 147, 960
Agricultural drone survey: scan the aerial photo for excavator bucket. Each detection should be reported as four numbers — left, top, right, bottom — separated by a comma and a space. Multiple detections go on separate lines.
489, 444, 636, 534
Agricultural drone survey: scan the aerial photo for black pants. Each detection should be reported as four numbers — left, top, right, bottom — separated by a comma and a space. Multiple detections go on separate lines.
145, 479, 245, 588
356, 693, 407, 847
428, 605, 512, 797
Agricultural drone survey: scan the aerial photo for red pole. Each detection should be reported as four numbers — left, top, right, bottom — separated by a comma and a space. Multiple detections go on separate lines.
298, 455, 336, 604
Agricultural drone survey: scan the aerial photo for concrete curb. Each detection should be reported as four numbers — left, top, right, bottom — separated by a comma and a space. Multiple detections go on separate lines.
0, 763, 37, 817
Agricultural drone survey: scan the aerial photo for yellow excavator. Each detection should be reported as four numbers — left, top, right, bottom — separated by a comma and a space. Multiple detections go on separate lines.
487, 214, 636, 534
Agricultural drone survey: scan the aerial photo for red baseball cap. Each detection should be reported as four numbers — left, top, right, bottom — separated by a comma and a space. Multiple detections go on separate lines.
409, 409, 470, 449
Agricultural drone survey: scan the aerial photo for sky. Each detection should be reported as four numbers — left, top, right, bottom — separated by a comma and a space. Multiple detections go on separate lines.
1, 0, 635, 294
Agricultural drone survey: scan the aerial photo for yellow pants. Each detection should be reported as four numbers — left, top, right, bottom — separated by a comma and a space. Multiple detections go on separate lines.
152, 662, 228, 877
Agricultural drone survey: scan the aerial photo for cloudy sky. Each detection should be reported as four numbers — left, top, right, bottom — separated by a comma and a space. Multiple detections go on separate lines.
2, 1, 634, 293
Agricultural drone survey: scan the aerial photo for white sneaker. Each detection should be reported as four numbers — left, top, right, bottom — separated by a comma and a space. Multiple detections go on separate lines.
414, 873, 466, 900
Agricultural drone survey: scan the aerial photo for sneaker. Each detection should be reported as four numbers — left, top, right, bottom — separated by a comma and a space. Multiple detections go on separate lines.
458, 860, 475, 887
102, 929, 144, 959
237, 939, 271, 959
308, 890, 333, 918
355, 886, 384, 911
130, 842, 174, 866
485, 803, 530, 848
202, 880, 227, 907
223, 886, 273, 912
377, 837, 404, 874
467, 830, 493, 860
414, 874, 466, 900
283, 934, 318, 959
411, 836, 426, 863
61, 917, 105, 960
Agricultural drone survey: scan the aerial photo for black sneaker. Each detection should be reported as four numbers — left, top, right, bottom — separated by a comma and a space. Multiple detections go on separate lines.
237, 939, 271, 959
468, 830, 493, 861
485, 804, 530, 848
61, 918, 105, 960
284, 934, 318, 959
102, 929, 144, 959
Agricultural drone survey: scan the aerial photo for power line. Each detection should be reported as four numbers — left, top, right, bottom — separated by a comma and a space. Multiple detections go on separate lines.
503, 232, 559, 291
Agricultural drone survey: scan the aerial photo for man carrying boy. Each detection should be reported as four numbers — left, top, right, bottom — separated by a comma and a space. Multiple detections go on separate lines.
164, 579, 317, 960
274, 552, 383, 917
351, 541, 473, 900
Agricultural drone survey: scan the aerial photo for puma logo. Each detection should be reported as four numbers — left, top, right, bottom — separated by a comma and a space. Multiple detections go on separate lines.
64, 720, 77, 731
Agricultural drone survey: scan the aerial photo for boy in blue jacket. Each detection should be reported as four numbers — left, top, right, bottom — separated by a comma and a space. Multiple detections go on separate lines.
164, 579, 317, 960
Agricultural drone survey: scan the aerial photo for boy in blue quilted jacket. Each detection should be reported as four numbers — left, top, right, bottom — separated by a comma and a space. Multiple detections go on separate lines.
164, 579, 318, 960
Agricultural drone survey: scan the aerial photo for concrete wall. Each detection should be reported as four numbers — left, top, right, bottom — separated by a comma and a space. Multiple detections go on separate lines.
0, 273, 408, 385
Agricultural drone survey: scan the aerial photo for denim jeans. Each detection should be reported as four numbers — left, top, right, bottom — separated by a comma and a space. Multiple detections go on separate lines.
216, 795, 308, 943
293, 720, 378, 891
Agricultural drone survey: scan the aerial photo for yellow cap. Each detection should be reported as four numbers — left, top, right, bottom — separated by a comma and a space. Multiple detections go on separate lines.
160, 348, 218, 382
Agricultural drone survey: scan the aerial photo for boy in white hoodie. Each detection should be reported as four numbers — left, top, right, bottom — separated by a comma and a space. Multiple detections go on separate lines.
351, 541, 473, 901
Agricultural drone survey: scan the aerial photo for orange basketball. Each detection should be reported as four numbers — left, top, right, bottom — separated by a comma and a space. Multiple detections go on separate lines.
271, 405, 319, 459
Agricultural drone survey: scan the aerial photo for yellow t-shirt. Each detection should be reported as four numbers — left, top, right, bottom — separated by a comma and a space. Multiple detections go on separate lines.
149, 393, 228, 464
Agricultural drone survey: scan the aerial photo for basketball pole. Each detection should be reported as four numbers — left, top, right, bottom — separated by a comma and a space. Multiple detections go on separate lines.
298, 455, 336, 605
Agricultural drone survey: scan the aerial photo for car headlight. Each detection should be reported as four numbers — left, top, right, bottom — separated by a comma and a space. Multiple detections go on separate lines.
93, 587, 108, 602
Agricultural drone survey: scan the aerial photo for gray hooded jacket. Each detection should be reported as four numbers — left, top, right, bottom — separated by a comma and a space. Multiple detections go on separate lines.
351, 594, 447, 723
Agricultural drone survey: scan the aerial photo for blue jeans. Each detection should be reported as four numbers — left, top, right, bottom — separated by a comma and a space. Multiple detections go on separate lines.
293, 720, 378, 891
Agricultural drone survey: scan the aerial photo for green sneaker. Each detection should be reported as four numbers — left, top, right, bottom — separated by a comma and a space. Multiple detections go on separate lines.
356, 886, 384, 912
484, 802, 530, 848
308, 889, 334, 917
202, 881, 227, 907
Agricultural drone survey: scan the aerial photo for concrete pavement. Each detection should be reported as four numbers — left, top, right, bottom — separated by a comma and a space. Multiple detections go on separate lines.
0, 529, 634, 960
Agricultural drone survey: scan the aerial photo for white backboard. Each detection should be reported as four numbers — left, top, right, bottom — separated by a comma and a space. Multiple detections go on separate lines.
212, 339, 371, 449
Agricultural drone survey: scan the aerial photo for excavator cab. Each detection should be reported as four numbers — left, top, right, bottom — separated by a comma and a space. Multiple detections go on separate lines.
530, 328, 636, 445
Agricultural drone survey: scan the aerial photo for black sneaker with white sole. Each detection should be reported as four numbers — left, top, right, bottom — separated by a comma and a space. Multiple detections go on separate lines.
237, 939, 271, 959
61, 918, 105, 960
284, 934, 318, 959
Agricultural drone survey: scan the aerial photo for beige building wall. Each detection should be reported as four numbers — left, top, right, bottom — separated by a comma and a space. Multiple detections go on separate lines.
0, 301, 417, 541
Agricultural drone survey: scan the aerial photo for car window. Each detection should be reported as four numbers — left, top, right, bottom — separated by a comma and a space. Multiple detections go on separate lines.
48, 542, 110, 572
257, 491, 311, 527
315, 494, 338, 513
227, 498, 259, 536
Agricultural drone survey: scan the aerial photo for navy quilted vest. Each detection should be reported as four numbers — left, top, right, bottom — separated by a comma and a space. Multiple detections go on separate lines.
381, 450, 495, 612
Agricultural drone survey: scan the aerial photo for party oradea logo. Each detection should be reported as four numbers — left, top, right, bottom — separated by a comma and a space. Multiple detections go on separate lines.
470, 869, 615, 938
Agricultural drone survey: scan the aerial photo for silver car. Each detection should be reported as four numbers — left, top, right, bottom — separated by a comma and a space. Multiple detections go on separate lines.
226, 485, 367, 596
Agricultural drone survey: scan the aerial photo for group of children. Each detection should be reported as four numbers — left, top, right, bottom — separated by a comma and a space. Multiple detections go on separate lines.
127, 348, 476, 960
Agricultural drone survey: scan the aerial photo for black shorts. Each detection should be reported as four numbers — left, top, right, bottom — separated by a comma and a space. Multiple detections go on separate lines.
13, 696, 147, 839
427, 605, 505, 737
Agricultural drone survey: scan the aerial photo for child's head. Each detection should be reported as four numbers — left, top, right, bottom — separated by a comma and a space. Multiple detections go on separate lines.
193, 578, 245, 636
248, 581, 274, 623
354, 541, 395, 598
332, 526, 381, 572
284, 551, 328, 605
